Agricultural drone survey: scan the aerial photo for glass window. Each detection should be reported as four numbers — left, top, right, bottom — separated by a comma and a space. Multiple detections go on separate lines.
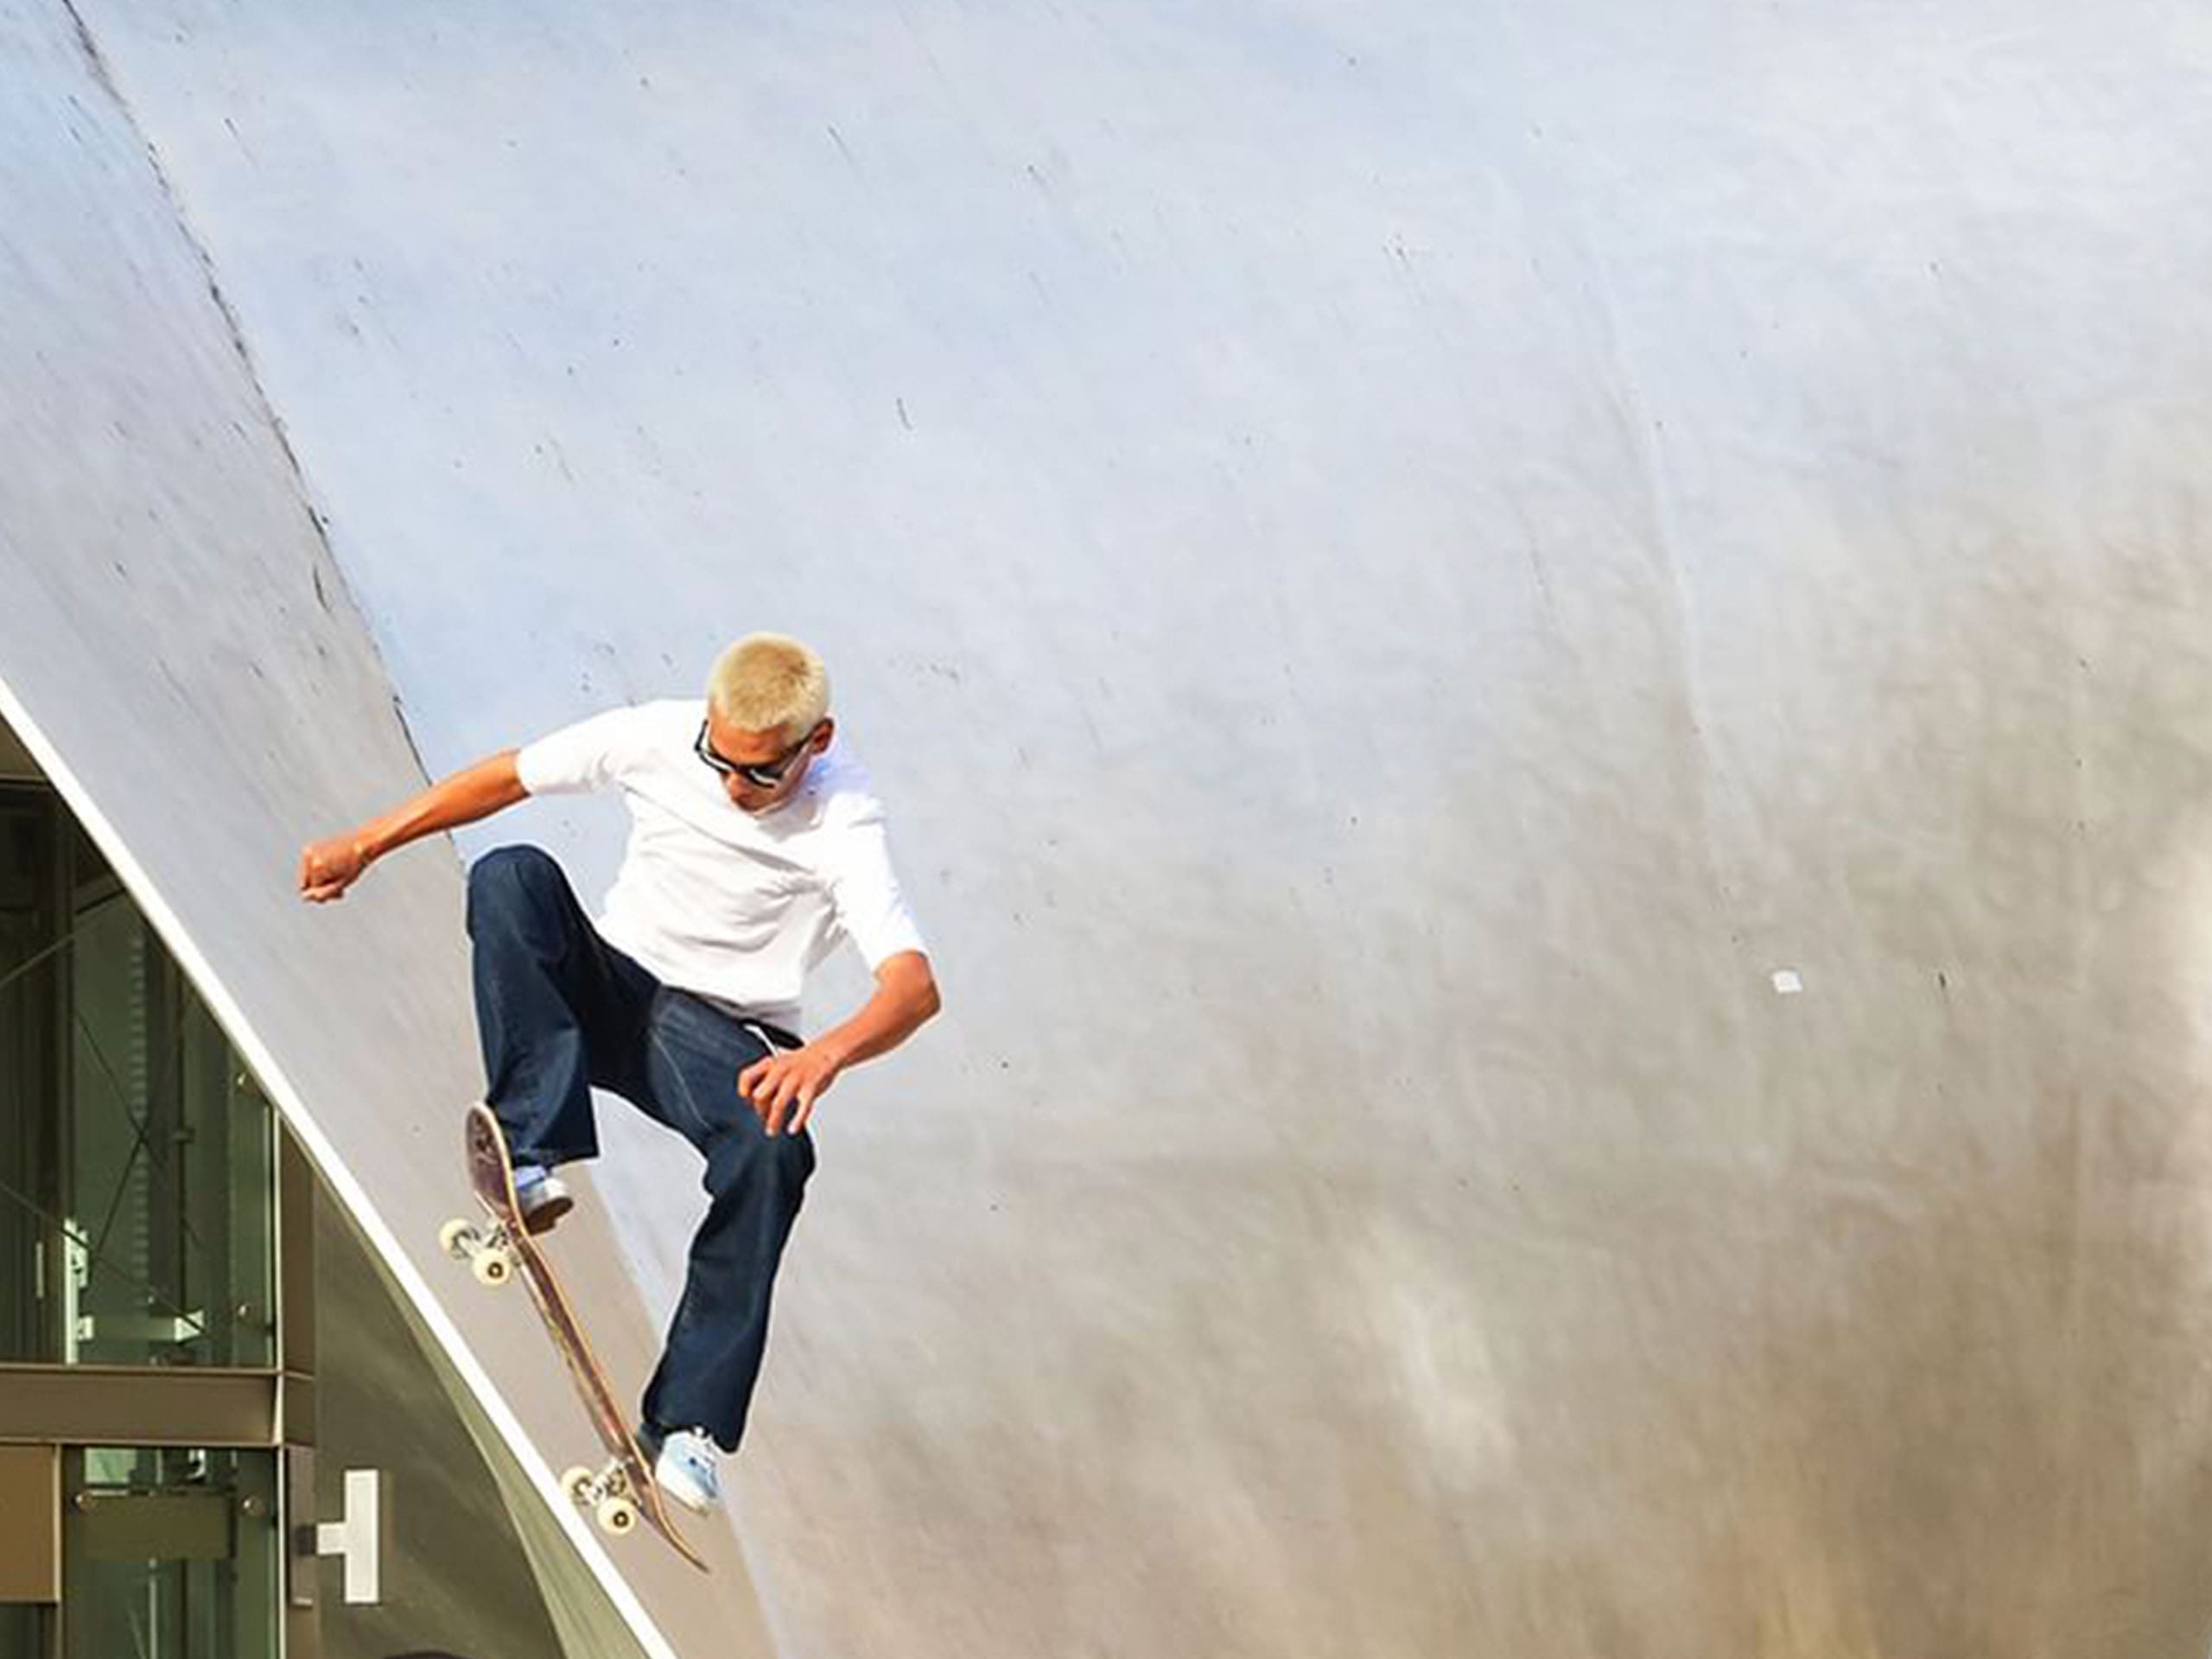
0, 1607, 47, 1659
64, 1446, 278, 1659
0, 793, 58, 1365
0, 792, 274, 1369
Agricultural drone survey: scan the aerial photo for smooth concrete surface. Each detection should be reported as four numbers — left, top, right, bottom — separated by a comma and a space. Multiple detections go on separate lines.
0, 8, 772, 1655
16, 1, 2212, 1656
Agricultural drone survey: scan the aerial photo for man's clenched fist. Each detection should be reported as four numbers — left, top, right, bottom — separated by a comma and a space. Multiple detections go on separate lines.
298, 836, 372, 903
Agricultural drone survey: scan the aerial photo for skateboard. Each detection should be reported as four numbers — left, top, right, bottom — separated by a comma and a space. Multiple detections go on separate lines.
440, 1103, 709, 1572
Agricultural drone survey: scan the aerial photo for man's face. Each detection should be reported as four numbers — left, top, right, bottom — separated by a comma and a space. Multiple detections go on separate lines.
699, 711, 832, 815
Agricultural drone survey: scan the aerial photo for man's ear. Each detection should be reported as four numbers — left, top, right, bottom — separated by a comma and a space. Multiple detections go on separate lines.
811, 717, 836, 752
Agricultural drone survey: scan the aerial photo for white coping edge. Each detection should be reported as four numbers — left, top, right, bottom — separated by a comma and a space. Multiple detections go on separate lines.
0, 672, 680, 1659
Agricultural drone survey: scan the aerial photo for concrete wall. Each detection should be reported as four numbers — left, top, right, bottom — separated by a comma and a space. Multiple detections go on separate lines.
22, 0, 2212, 1655
0, 6, 766, 1654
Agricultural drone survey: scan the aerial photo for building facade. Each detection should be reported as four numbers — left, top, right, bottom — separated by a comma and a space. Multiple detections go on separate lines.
0, 717, 587, 1659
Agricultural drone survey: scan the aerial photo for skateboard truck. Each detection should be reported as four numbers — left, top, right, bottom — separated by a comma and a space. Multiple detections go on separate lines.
439, 1217, 518, 1287
559, 1461, 645, 1538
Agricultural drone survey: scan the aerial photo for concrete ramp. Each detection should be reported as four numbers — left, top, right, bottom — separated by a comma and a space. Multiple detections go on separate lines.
16, 1, 2212, 1656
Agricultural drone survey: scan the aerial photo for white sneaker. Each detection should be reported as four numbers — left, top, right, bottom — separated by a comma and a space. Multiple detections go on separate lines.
512, 1164, 573, 1234
650, 1427, 722, 1515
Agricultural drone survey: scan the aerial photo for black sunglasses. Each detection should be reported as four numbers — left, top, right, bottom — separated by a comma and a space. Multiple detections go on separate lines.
696, 721, 817, 788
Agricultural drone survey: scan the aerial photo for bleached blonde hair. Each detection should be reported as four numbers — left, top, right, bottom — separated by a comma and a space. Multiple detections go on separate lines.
707, 633, 830, 741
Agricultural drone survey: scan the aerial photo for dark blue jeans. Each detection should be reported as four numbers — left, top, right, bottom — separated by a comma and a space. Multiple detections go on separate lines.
465, 844, 815, 1452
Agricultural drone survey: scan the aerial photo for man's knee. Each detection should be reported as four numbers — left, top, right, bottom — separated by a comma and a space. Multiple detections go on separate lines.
467, 844, 564, 928
706, 1125, 814, 1199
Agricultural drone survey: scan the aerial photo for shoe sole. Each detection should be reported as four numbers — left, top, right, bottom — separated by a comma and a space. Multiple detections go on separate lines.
658, 1477, 716, 1516
522, 1194, 574, 1236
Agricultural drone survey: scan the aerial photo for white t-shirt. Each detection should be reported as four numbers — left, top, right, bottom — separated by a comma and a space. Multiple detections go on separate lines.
513, 698, 927, 1033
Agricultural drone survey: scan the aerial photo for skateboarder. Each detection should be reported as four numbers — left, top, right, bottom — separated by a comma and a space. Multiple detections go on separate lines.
296, 632, 940, 1515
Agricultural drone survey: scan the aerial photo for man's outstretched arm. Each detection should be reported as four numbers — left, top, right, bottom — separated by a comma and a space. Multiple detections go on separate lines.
740, 950, 941, 1135
297, 750, 529, 902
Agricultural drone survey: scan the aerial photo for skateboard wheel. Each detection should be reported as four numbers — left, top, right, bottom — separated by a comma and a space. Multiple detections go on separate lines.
560, 1465, 596, 1505
438, 1218, 479, 1260
596, 1497, 639, 1536
472, 1250, 513, 1287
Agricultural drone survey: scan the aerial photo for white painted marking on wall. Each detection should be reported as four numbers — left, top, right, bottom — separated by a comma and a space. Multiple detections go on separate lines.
1771, 969, 1805, 995
316, 1469, 385, 1605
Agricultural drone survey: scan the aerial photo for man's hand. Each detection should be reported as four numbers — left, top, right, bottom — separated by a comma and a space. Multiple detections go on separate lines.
739, 953, 939, 1136
739, 1045, 844, 1136
298, 834, 373, 903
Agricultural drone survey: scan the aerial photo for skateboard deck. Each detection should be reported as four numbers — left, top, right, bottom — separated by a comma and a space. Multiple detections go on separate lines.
442, 1103, 708, 1572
